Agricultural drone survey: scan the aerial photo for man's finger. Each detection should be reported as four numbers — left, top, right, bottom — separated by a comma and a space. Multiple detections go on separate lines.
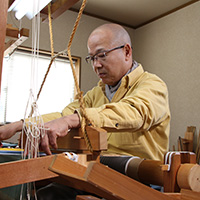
47, 131, 58, 150
40, 133, 52, 155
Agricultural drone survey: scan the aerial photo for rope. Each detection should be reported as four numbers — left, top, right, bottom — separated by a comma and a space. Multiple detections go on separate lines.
36, 56, 55, 100
48, 3, 54, 57
36, 0, 94, 152
67, 0, 94, 152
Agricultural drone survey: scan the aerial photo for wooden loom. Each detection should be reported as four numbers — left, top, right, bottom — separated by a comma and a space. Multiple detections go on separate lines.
1, 1, 200, 200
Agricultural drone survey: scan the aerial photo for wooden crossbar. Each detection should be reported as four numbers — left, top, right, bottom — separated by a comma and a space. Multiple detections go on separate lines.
0, 155, 57, 189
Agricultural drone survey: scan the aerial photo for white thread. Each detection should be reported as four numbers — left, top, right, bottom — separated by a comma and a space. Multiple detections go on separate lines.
164, 151, 181, 171
125, 156, 140, 175
65, 152, 78, 162
164, 151, 195, 172
20, 2, 43, 199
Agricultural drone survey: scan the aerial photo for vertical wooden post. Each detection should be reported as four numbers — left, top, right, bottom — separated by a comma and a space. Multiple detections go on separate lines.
0, 0, 9, 94
163, 153, 181, 192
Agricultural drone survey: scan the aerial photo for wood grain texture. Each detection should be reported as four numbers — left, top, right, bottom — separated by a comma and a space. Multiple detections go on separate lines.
0, 155, 58, 189
49, 155, 174, 200
0, 0, 9, 93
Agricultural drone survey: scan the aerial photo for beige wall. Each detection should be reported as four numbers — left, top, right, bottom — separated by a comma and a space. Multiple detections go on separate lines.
134, 1, 200, 150
6, 1, 200, 150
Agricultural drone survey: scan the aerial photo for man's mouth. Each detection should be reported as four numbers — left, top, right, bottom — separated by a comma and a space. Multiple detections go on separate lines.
98, 72, 107, 78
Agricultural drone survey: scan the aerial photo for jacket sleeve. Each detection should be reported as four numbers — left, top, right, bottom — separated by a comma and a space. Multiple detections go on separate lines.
84, 74, 170, 131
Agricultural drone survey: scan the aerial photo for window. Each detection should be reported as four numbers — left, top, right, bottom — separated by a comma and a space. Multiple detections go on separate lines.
0, 47, 80, 123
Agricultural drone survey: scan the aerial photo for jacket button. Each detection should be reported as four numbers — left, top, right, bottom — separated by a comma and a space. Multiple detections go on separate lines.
129, 86, 131, 89
115, 123, 119, 127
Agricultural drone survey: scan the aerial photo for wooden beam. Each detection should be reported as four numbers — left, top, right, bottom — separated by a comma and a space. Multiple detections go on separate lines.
41, 0, 80, 22
0, 0, 9, 94
4, 25, 29, 57
0, 153, 100, 189
164, 193, 181, 200
0, 155, 58, 189
6, 24, 29, 38
8, 0, 15, 8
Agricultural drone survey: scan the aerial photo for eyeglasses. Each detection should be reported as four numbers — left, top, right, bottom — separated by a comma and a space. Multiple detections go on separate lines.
85, 45, 125, 65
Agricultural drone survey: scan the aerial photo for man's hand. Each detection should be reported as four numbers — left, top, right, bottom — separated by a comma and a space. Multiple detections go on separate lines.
0, 121, 23, 141
40, 113, 81, 155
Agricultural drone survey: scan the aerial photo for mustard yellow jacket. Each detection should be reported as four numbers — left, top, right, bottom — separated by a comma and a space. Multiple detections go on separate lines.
42, 64, 170, 161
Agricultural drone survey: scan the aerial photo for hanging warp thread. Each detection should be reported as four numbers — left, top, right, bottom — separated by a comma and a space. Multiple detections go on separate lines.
20, 1, 46, 199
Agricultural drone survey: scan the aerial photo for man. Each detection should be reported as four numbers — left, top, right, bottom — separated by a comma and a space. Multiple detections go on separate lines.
0, 23, 170, 161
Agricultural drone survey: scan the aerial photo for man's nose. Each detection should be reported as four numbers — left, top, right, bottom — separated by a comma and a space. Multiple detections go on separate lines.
93, 58, 102, 68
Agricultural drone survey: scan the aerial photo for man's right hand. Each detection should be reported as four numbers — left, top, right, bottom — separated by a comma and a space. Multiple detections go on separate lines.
40, 113, 81, 155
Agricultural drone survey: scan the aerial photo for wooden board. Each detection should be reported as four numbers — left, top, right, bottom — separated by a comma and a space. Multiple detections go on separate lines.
41, 0, 80, 22
56, 126, 107, 152
49, 154, 174, 200
0, 155, 58, 189
4, 25, 29, 57
0, 0, 9, 94
0, 153, 99, 189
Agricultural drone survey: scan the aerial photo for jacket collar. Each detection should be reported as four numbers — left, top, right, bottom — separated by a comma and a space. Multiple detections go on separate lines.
125, 64, 144, 87
98, 64, 144, 90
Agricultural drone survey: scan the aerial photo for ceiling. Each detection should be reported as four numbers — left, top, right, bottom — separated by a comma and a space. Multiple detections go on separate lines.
70, 0, 199, 29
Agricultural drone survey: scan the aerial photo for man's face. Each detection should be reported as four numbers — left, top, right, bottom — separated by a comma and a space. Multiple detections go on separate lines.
87, 30, 129, 86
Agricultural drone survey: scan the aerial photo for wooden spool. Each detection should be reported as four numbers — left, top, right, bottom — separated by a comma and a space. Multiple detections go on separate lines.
177, 163, 200, 192
126, 158, 163, 186
138, 160, 163, 186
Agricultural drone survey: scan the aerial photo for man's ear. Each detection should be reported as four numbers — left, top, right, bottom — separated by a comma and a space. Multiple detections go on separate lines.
124, 43, 132, 60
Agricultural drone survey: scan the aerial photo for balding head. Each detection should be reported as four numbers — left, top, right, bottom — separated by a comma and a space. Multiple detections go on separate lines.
88, 23, 132, 48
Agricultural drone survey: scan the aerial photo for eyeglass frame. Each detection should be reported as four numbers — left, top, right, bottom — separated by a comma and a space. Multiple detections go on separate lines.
85, 45, 125, 65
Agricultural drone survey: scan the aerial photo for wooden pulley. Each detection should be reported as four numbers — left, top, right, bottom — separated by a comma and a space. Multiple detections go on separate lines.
177, 163, 200, 192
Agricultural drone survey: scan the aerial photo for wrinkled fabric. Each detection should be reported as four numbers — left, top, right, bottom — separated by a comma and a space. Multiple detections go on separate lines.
42, 64, 170, 161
